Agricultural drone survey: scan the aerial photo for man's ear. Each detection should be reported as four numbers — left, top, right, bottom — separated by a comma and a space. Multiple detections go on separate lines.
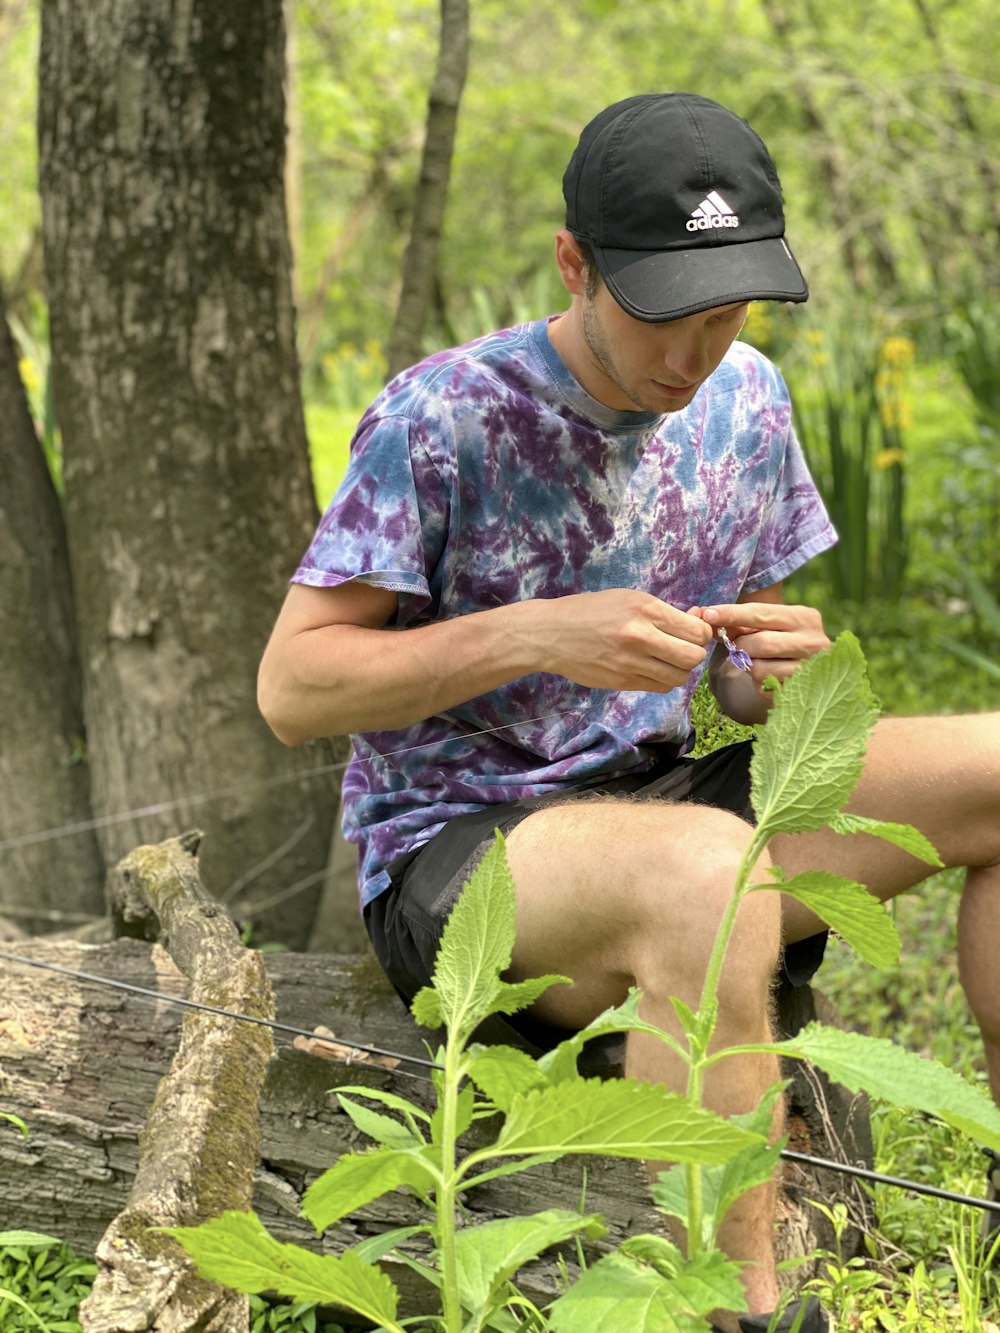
554, 229, 588, 296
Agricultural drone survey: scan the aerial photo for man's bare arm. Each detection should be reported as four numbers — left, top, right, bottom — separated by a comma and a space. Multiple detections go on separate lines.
257, 582, 714, 745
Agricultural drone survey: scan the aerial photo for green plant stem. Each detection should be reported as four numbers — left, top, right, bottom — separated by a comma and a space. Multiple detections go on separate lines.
437, 1034, 467, 1333
683, 826, 770, 1255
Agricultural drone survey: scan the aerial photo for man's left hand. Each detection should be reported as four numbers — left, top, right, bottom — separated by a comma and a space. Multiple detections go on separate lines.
700, 602, 830, 683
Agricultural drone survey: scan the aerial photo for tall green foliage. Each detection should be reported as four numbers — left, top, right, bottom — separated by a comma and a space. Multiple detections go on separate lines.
166, 635, 1000, 1330
789, 327, 914, 604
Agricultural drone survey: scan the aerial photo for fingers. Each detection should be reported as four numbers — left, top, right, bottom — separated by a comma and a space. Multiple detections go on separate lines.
700, 602, 830, 680
702, 602, 822, 634
655, 603, 715, 647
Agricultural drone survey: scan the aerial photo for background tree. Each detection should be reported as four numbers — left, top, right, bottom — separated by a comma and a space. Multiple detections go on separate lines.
36, 0, 339, 948
386, 0, 470, 378
0, 284, 103, 933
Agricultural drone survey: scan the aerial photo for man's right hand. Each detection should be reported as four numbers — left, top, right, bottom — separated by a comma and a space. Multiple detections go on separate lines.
525, 588, 714, 693
259, 583, 713, 745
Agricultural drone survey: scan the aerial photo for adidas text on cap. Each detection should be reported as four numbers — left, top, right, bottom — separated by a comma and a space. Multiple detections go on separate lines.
563, 92, 808, 322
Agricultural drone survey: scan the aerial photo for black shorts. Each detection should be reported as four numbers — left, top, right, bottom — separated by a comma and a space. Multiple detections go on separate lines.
363, 740, 827, 1062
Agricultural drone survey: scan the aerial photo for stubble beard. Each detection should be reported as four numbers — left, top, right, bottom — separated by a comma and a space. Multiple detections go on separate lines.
580, 298, 659, 413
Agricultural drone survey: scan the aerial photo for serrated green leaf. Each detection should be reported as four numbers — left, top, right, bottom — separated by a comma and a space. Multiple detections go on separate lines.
302, 1146, 439, 1232
349, 1226, 429, 1264
651, 1085, 787, 1243
164, 1211, 404, 1330
431, 1084, 476, 1146
454, 1210, 605, 1313
331, 1086, 431, 1125
337, 1096, 422, 1150
538, 990, 687, 1084
774, 1023, 1000, 1152
467, 1044, 547, 1110
492, 974, 569, 1015
431, 832, 517, 1038
411, 986, 443, 1030
751, 632, 878, 835
491, 1079, 759, 1162
828, 812, 943, 867
460, 1152, 565, 1191
669, 996, 704, 1044
652, 1139, 785, 1245
546, 1243, 744, 1332
760, 870, 900, 968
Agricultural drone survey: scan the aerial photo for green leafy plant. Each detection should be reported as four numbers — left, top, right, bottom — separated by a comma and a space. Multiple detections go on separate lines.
165, 633, 1000, 1330
789, 326, 913, 604
0, 1234, 96, 1333
248, 1294, 348, 1332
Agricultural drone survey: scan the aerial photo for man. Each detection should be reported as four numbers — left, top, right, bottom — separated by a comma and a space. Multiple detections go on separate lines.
258, 94, 1000, 1333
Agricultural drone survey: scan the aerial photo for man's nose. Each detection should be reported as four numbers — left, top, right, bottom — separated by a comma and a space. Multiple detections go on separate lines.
661, 331, 708, 385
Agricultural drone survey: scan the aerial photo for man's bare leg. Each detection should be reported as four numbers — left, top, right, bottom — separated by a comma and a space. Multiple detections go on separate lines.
503, 800, 784, 1327
774, 713, 1000, 1098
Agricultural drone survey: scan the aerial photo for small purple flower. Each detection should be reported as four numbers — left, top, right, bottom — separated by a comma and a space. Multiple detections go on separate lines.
718, 627, 753, 673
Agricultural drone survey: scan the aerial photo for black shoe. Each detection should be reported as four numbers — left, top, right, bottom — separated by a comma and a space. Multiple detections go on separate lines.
738, 1296, 829, 1332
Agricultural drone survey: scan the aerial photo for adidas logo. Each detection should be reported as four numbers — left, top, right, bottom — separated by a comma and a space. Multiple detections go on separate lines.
686, 191, 740, 232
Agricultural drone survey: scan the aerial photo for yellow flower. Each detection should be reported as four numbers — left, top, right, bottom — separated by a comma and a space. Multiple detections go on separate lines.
804, 329, 825, 347
18, 356, 40, 395
878, 336, 915, 366
874, 447, 905, 469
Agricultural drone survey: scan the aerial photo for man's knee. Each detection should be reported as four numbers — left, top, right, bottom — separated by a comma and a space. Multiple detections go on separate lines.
629, 816, 781, 1006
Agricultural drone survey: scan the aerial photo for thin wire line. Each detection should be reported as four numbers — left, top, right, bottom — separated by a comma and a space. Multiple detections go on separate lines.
0, 948, 439, 1072
222, 817, 316, 903
780, 1148, 1000, 1216
0, 709, 575, 854
2, 947, 998, 1216
240, 865, 330, 917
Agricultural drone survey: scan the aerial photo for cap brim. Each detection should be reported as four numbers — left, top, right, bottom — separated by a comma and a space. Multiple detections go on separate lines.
594, 236, 808, 322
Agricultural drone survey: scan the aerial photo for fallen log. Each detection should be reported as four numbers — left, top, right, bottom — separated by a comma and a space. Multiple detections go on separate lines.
0, 832, 873, 1326
0, 943, 873, 1320
80, 832, 275, 1332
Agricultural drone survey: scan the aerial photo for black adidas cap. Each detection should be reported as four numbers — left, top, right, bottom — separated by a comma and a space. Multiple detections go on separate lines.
563, 92, 808, 322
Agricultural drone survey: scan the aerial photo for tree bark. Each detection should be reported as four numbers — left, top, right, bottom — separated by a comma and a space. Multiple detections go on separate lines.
0, 282, 104, 928
79, 833, 273, 1333
37, 0, 337, 947
1, 937, 871, 1320
386, 0, 470, 379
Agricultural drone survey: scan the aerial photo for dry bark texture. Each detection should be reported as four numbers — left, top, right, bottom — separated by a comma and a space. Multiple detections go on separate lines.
76, 834, 274, 1331
0, 287, 104, 928
36, 0, 339, 947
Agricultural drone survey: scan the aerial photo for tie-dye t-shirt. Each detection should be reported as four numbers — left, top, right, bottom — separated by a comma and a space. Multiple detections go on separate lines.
293, 317, 837, 907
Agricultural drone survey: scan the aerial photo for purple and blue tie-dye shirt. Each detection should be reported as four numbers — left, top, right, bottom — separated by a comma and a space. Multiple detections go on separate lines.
293, 317, 837, 907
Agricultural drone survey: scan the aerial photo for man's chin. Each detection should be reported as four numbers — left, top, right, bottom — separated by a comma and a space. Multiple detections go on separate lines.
649, 380, 699, 410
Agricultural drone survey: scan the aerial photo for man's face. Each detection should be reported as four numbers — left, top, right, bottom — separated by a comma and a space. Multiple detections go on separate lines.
580, 279, 749, 414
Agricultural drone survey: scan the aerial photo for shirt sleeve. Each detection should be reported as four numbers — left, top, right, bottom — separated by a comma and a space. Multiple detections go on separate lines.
292, 414, 449, 627
742, 381, 838, 593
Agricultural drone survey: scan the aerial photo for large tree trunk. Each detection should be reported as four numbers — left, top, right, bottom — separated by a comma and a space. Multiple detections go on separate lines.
386, 0, 470, 378
37, 0, 337, 947
0, 284, 104, 929
0, 936, 872, 1320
